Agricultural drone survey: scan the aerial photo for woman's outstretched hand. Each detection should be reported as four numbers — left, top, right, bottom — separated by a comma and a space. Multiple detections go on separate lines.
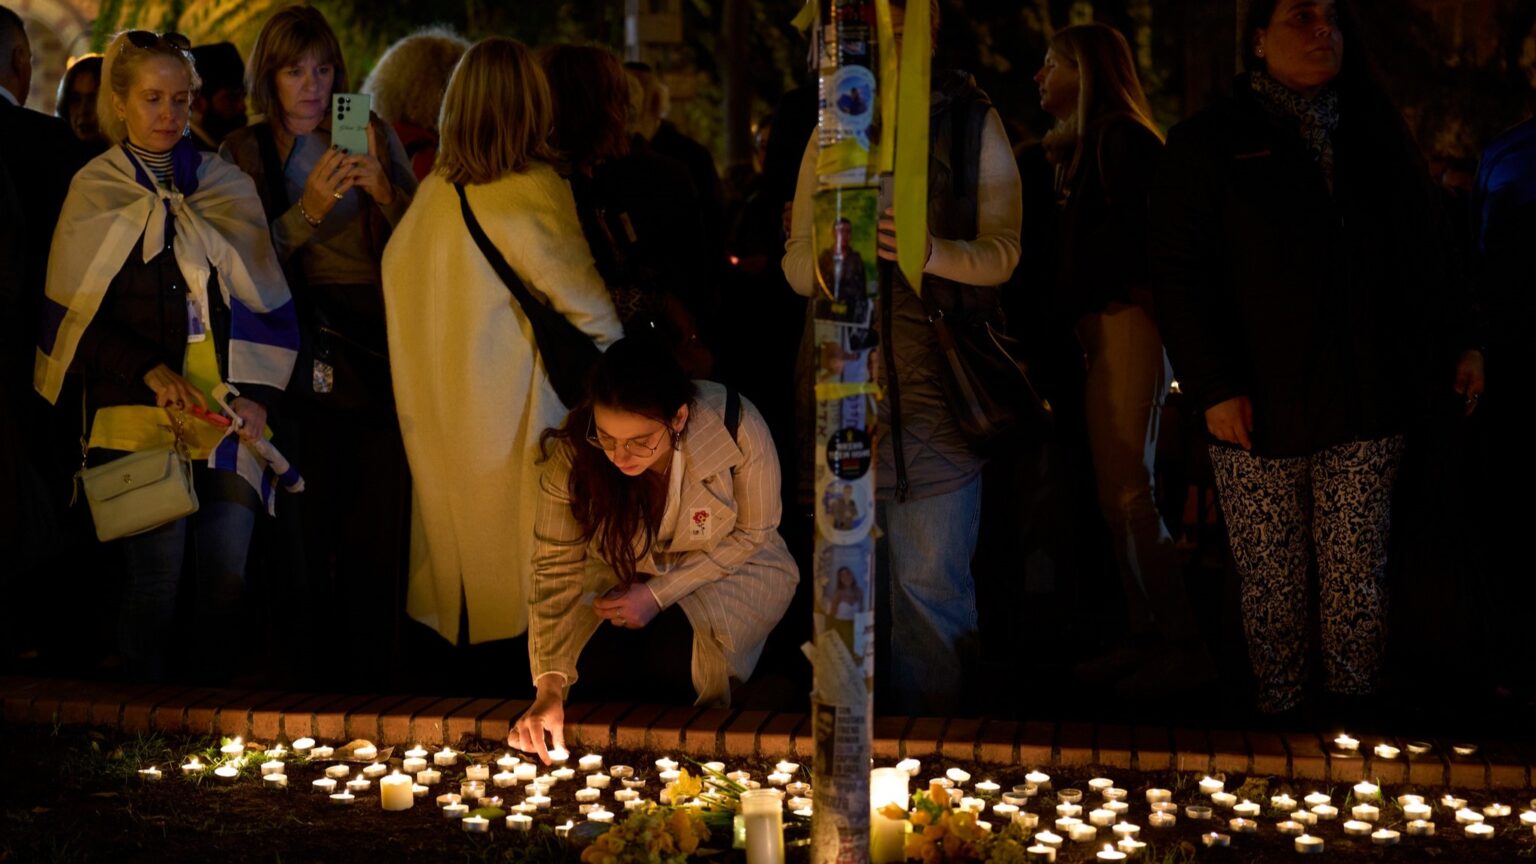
593, 584, 661, 629
508, 675, 565, 765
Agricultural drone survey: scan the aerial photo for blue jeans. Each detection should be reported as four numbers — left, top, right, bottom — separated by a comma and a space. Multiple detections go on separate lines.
117, 466, 257, 682
878, 474, 983, 716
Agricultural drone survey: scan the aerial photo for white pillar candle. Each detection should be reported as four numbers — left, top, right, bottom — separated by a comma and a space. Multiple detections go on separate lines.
1089, 809, 1115, 827
1228, 818, 1256, 834
1333, 734, 1359, 753
413, 784, 429, 798
552, 768, 576, 782
1033, 831, 1063, 848
1198, 777, 1224, 796
1351, 804, 1380, 822
1291, 810, 1317, 826
462, 815, 489, 833
1115, 838, 1145, 859
1234, 800, 1261, 818
403, 757, 427, 774
1095, 844, 1126, 862
1210, 791, 1237, 809
1465, 823, 1494, 839
1309, 804, 1338, 821
1271, 794, 1297, 811
1089, 778, 1114, 793
1102, 788, 1128, 802
1406, 820, 1435, 836
1456, 808, 1484, 825
742, 788, 786, 864
1484, 803, 1512, 818
346, 776, 370, 794
1294, 834, 1324, 854
313, 778, 337, 794
363, 763, 388, 780
416, 769, 441, 786
1371, 829, 1400, 845
493, 771, 517, 789
1145, 789, 1171, 804
577, 754, 603, 772
434, 748, 457, 766
138, 767, 163, 782
214, 765, 238, 781
381, 772, 413, 811
291, 738, 316, 755
1111, 823, 1140, 840
514, 762, 538, 782
1025, 845, 1056, 862
528, 795, 551, 810
263, 773, 287, 790
444, 803, 468, 820
1303, 792, 1330, 808
221, 738, 245, 757
1058, 789, 1084, 805
1202, 832, 1231, 847
1104, 801, 1129, 816
1403, 803, 1432, 821
1373, 743, 1400, 759
1147, 812, 1176, 829
310, 746, 334, 759
465, 764, 490, 781
546, 747, 569, 765
1276, 821, 1303, 836
589, 809, 615, 823
329, 791, 355, 806
1353, 781, 1380, 800
1069, 823, 1098, 843
353, 745, 378, 761
436, 793, 461, 807
1185, 805, 1212, 821
975, 780, 1001, 796
507, 813, 533, 831
1343, 820, 1372, 836
181, 758, 203, 776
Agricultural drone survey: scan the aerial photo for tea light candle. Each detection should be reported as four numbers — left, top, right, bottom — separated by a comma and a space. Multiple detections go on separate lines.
993, 804, 1019, 822
1025, 771, 1051, 788
507, 813, 533, 831
1234, 800, 1261, 818
1069, 823, 1098, 843
1484, 803, 1512, 818
138, 767, 163, 782
491, 771, 516, 789
381, 772, 413, 811
608, 765, 634, 779
313, 777, 337, 794
346, 776, 370, 794
583, 774, 610, 791
1056, 803, 1082, 818
1102, 788, 1128, 802
214, 765, 239, 781
354, 745, 378, 761
551, 768, 576, 782
1211, 791, 1237, 809
330, 791, 355, 806
654, 757, 678, 772
895, 758, 921, 776
292, 738, 315, 755
1443, 795, 1467, 810
613, 788, 639, 803
1403, 802, 1432, 821
626, 798, 648, 811
436, 792, 461, 807
1228, 818, 1257, 834
1089, 778, 1114, 793
946, 768, 972, 784
1185, 805, 1212, 821
403, 757, 427, 774
1374, 743, 1400, 759
1406, 741, 1432, 755
1521, 810, 1536, 826
413, 784, 429, 798
1026, 846, 1056, 863
1291, 810, 1317, 827
221, 738, 245, 757
363, 763, 388, 780
1452, 743, 1478, 757
1116, 838, 1145, 859
1333, 733, 1359, 753
1456, 808, 1484, 825
1277, 820, 1303, 836
1371, 828, 1399, 846
513, 762, 538, 783
1271, 794, 1297, 811
1398, 794, 1425, 807
1406, 820, 1435, 836
1148, 812, 1176, 829
525, 783, 549, 798
444, 803, 468, 820
1055, 817, 1082, 834
581, 808, 613, 824
416, 768, 441, 786
403, 745, 427, 759
1014, 812, 1040, 831
1309, 804, 1338, 821
1295, 834, 1324, 854
1014, 783, 1039, 798
466, 764, 490, 781
461, 780, 485, 801
1033, 830, 1063, 848
1058, 789, 1084, 805
310, 745, 334, 759
1465, 823, 1494, 839
975, 780, 1001, 796
1145, 789, 1171, 804
1095, 844, 1126, 862
181, 758, 203, 776
263, 773, 287, 789
1089, 809, 1115, 827
1198, 776, 1224, 795
1351, 803, 1380, 822
724, 770, 747, 784
323, 764, 350, 779
259, 759, 284, 777
1343, 820, 1372, 836
434, 748, 457, 766
1303, 792, 1330, 808
1353, 781, 1380, 800
461, 815, 489, 833
575, 788, 601, 804
1150, 802, 1179, 815
1111, 823, 1140, 840
787, 782, 811, 797
528, 795, 551, 810
1104, 801, 1129, 817
1202, 832, 1231, 848
545, 747, 569, 765
554, 821, 575, 838
574, 753, 602, 772
767, 772, 792, 786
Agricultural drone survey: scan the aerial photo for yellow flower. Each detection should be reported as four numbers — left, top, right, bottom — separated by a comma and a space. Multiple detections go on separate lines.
911, 810, 933, 827
878, 802, 908, 821
597, 832, 626, 853
667, 768, 703, 802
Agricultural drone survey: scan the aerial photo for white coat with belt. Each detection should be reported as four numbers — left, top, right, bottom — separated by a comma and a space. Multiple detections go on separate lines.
529, 381, 799, 706
382, 167, 623, 645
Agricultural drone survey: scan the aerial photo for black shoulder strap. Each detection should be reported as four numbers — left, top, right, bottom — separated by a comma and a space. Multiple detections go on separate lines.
253, 124, 290, 221
456, 182, 542, 315
724, 386, 741, 444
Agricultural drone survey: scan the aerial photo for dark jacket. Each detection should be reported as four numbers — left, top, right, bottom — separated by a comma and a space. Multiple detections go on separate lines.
1150, 75, 1470, 459
72, 221, 279, 412
1053, 117, 1163, 321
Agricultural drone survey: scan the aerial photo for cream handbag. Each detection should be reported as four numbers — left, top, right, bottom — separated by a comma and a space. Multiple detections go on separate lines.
77, 407, 199, 542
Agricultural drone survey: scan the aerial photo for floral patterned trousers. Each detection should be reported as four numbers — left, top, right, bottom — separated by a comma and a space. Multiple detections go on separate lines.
1209, 435, 1405, 714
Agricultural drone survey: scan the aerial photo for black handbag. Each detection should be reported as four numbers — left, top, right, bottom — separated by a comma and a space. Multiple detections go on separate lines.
457, 183, 600, 408
916, 286, 1053, 449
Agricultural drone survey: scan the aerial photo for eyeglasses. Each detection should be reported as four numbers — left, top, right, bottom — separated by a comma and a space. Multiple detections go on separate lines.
586, 414, 668, 457
125, 31, 192, 52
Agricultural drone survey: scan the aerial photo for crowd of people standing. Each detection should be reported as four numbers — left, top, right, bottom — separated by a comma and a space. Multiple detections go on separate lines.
1, 0, 1529, 734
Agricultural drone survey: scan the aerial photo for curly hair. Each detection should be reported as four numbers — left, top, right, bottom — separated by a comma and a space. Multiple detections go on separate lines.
362, 27, 468, 133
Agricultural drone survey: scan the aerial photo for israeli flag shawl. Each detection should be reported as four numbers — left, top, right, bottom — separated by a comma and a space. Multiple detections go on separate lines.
35, 139, 300, 512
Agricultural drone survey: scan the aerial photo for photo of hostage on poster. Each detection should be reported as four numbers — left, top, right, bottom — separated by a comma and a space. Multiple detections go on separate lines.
812, 188, 878, 325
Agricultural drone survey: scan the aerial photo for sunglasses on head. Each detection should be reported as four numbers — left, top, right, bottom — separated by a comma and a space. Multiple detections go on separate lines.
125, 30, 192, 51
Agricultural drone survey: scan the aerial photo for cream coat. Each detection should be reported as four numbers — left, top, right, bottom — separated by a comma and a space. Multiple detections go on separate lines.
530, 382, 799, 706
382, 167, 623, 645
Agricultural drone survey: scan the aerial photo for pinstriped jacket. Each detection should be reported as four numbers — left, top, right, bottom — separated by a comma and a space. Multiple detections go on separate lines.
529, 381, 799, 706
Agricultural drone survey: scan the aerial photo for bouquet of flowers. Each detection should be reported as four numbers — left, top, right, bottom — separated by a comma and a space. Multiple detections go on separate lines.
581, 803, 710, 864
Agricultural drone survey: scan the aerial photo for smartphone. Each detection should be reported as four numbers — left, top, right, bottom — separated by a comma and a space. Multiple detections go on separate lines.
331, 92, 371, 155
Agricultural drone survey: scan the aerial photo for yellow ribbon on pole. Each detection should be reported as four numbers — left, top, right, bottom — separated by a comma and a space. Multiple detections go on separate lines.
894, 0, 931, 294
874, 0, 898, 175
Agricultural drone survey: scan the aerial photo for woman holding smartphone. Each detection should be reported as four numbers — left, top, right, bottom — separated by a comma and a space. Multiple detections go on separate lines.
219, 5, 416, 679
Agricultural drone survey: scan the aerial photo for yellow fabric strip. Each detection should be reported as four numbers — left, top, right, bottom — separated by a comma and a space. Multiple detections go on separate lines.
874, 0, 898, 174
88, 406, 226, 458
895, 0, 931, 294
815, 137, 871, 177
815, 382, 883, 402
790, 0, 816, 31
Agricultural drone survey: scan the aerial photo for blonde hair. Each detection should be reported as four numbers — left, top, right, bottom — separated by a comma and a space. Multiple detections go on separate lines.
361, 27, 468, 132
435, 37, 555, 186
97, 32, 200, 146
246, 5, 348, 130
1043, 23, 1163, 179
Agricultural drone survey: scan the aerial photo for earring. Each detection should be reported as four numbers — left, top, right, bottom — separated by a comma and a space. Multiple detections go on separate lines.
1256, 47, 1265, 57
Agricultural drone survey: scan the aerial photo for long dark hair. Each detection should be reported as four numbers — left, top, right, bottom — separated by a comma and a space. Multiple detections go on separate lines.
540, 44, 631, 173
539, 338, 695, 586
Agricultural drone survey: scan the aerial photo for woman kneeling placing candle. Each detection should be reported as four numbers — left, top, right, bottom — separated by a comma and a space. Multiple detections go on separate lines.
509, 339, 798, 762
